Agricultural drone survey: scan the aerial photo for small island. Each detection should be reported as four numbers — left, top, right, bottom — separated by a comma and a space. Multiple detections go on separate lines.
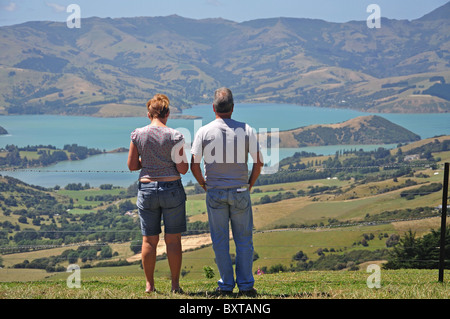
0, 126, 8, 135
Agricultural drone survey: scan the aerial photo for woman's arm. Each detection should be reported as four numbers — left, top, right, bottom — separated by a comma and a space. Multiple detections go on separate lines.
127, 141, 142, 171
175, 146, 189, 175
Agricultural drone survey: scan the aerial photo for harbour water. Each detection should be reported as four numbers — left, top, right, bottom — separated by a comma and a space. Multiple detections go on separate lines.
1, 103, 449, 187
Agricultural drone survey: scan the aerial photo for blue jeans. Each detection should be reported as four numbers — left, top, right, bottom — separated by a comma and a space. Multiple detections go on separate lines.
206, 188, 254, 291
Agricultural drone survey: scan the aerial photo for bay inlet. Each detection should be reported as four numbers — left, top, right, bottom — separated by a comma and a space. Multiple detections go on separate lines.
1, 103, 448, 188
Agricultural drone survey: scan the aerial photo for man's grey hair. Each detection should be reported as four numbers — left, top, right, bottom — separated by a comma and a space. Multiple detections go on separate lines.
213, 87, 234, 113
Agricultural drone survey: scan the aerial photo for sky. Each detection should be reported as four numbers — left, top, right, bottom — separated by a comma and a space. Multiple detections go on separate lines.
0, 0, 448, 27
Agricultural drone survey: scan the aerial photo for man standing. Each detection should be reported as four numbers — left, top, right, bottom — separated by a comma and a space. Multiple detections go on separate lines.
190, 87, 263, 296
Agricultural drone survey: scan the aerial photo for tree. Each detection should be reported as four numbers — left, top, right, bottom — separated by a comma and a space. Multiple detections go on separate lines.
384, 228, 450, 269
18, 216, 28, 224
386, 234, 400, 247
259, 195, 271, 204
130, 238, 142, 254
293, 250, 308, 262
100, 246, 113, 259
119, 200, 135, 212
67, 251, 79, 264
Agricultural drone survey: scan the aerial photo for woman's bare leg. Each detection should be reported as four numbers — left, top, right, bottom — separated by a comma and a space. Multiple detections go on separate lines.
165, 233, 182, 291
141, 235, 159, 292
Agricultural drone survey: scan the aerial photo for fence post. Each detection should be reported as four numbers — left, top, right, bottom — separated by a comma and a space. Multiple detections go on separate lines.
438, 162, 449, 283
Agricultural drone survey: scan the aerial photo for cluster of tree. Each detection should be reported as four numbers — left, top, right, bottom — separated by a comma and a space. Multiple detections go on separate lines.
0, 145, 66, 167
384, 228, 450, 269
62, 144, 103, 160
13, 55, 69, 73
402, 138, 450, 158
0, 144, 103, 168
363, 206, 439, 223
323, 147, 396, 173
84, 194, 123, 202
0, 177, 65, 226
64, 183, 92, 190
258, 249, 390, 274
12, 244, 116, 272
372, 178, 417, 195
254, 169, 330, 186
353, 233, 376, 247
381, 81, 410, 88
10, 206, 139, 251
256, 191, 297, 205
400, 183, 442, 200
186, 220, 209, 234
422, 83, 450, 101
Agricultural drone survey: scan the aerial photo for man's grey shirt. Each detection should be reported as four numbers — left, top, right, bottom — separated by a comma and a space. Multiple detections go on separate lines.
191, 118, 260, 189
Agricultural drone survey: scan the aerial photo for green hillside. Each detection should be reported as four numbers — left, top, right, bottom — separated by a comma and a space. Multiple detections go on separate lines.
266, 115, 421, 147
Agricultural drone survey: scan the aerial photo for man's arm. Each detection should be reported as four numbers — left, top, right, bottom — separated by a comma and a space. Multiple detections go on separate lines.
190, 154, 206, 191
248, 151, 264, 191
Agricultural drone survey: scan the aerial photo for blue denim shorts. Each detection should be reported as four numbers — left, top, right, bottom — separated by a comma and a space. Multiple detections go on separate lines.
136, 179, 187, 236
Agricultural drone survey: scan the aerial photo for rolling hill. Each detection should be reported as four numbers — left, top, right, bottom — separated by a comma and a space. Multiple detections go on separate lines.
261, 115, 421, 147
0, 2, 450, 116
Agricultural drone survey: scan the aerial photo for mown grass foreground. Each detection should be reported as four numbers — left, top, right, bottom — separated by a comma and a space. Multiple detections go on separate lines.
1, 269, 448, 299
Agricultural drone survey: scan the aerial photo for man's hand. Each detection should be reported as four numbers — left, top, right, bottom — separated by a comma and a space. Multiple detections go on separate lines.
248, 151, 264, 191
190, 155, 206, 191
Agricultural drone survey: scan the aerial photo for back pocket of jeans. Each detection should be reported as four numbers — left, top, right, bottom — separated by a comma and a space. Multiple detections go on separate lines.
160, 188, 186, 209
233, 192, 249, 210
206, 190, 227, 209
137, 189, 158, 210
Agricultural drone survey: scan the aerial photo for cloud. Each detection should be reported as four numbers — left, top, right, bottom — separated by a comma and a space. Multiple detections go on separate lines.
46, 2, 66, 13
3, 2, 17, 11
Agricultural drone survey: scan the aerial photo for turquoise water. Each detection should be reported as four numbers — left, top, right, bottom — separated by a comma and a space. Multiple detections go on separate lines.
1, 103, 449, 187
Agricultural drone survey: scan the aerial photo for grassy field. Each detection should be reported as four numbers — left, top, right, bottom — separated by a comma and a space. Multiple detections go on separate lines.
57, 187, 127, 208
1, 269, 448, 299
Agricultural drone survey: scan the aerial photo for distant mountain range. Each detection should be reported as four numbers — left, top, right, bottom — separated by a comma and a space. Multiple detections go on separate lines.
263, 115, 421, 148
0, 2, 449, 117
